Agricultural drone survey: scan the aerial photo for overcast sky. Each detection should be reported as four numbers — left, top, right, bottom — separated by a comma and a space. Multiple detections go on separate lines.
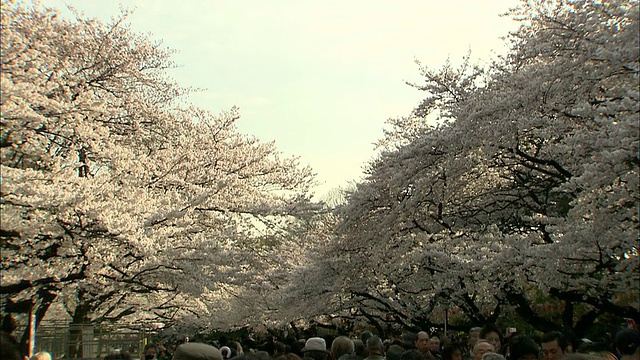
33, 0, 521, 199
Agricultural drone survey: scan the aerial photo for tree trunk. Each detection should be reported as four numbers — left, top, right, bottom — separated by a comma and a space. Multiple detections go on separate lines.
68, 300, 92, 359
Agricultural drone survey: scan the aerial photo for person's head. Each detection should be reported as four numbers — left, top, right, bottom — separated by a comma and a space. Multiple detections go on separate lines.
235, 354, 262, 360
442, 344, 464, 360
558, 354, 603, 360
576, 340, 616, 360
105, 350, 132, 360
230, 341, 244, 356
274, 342, 287, 356
255, 351, 271, 360
104, 350, 122, 360
429, 337, 441, 353
360, 332, 374, 346
541, 331, 572, 360
353, 339, 365, 358
220, 346, 233, 359
416, 332, 431, 354
401, 333, 417, 350
509, 336, 540, 360
276, 353, 303, 360
124, 350, 133, 360
615, 328, 640, 359
173, 343, 223, 360
482, 353, 505, 360
292, 339, 307, 357
366, 336, 384, 356
331, 336, 355, 360
479, 325, 503, 354
386, 345, 406, 360
303, 337, 329, 360
144, 344, 159, 359
31, 352, 52, 360
468, 328, 482, 349
473, 341, 496, 360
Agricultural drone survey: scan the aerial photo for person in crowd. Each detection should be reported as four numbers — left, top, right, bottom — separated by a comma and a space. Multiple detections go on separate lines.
479, 325, 503, 355
576, 341, 617, 360
332, 336, 355, 360
353, 340, 366, 358
465, 328, 482, 360
235, 355, 262, 360
229, 341, 245, 357
442, 343, 465, 360
468, 328, 482, 349
274, 342, 288, 358
302, 337, 330, 360
158, 343, 171, 360
472, 341, 495, 360
384, 339, 392, 352
389, 336, 405, 348
563, 329, 582, 355
541, 331, 573, 360
556, 354, 602, 360
123, 350, 134, 360
402, 333, 418, 351
326, 338, 337, 354
429, 337, 442, 360
508, 336, 540, 360
359, 332, 374, 358
275, 353, 303, 360
387, 345, 407, 360
221, 346, 233, 359
416, 332, 438, 360
360, 332, 374, 347
364, 336, 385, 360
481, 353, 505, 360
104, 350, 132, 360
255, 351, 272, 360
30, 351, 52, 360
173, 342, 223, 360
615, 328, 640, 360
440, 337, 452, 352
145, 343, 160, 360
292, 339, 307, 357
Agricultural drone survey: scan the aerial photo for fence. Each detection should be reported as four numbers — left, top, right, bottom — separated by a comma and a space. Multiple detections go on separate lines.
35, 322, 154, 360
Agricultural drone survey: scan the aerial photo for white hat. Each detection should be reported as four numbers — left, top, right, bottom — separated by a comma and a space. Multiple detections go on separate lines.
302, 337, 328, 353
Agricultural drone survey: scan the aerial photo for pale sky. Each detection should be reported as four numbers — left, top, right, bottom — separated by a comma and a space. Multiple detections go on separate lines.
32, 0, 521, 199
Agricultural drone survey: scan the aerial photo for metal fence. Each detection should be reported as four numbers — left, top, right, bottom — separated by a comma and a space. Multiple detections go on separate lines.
35, 322, 154, 360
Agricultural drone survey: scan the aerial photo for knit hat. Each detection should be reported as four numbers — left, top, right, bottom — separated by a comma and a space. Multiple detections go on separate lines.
615, 329, 640, 356
173, 343, 223, 360
302, 337, 329, 353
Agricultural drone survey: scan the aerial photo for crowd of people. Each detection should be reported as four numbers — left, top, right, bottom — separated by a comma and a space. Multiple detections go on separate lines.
1, 324, 638, 360
133, 325, 639, 360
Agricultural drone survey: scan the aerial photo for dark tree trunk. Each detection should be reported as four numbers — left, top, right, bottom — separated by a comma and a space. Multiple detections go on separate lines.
68, 298, 92, 359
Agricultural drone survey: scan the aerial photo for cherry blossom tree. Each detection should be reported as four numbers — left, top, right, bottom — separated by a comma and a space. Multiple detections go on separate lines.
294, 0, 638, 336
1, 0, 319, 350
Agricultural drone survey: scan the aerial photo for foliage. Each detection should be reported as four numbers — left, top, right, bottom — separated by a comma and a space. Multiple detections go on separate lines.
287, 0, 639, 337
0, 0, 320, 346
